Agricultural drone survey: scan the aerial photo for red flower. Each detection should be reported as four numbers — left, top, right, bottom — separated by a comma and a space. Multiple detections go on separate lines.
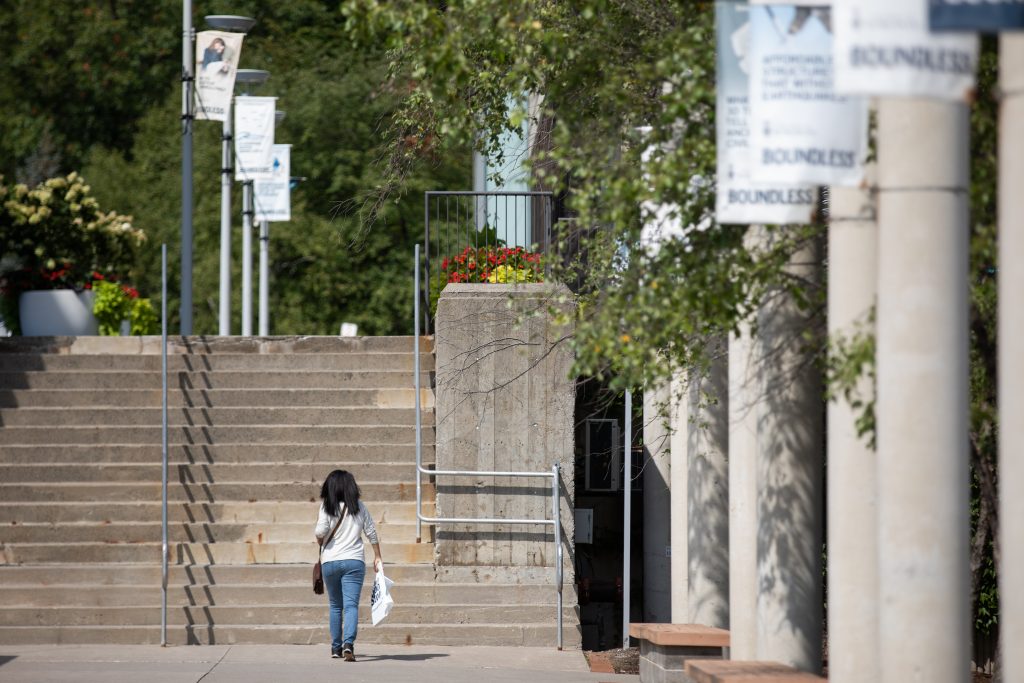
93, 271, 105, 281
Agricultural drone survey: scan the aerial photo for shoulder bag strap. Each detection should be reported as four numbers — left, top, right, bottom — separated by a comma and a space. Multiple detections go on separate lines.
318, 507, 348, 556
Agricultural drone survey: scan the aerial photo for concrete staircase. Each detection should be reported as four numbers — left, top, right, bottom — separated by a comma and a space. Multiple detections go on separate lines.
0, 336, 575, 647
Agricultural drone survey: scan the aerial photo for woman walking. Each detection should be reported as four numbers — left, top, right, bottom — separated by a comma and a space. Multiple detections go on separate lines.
315, 469, 382, 661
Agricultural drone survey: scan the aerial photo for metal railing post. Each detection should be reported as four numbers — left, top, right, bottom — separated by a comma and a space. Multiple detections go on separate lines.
623, 389, 632, 650
414, 245, 423, 544
553, 462, 563, 650
160, 243, 169, 647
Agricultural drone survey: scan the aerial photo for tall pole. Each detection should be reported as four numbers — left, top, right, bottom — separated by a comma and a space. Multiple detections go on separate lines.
622, 389, 632, 649
728, 227, 764, 661
219, 104, 233, 335
998, 34, 1024, 683
876, 98, 969, 683
180, 0, 194, 335
258, 219, 269, 336
827, 169, 879, 683
755, 233, 824, 673
160, 243, 169, 646
241, 181, 254, 336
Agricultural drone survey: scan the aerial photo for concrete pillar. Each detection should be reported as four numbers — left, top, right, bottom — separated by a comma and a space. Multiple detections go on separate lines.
643, 383, 673, 623
687, 343, 729, 628
876, 98, 970, 683
727, 245, 762, 659
669, 370, 689, 623
827, 169, 879, 683
999, 34, 1024, 683
755, 234, 824, 673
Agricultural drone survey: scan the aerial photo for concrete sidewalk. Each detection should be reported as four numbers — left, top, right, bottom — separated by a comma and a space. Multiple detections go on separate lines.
0, 644, 637, 683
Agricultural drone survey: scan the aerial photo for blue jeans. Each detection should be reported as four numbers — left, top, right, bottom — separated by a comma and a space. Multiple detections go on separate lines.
322, 559, 366, 649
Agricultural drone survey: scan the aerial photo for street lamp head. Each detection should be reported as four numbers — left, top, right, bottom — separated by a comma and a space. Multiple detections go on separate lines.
204, 15, 257, 33
235, 69, 270, 86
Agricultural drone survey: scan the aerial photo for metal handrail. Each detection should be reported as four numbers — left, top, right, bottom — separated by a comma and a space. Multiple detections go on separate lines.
413, 243, 564, 650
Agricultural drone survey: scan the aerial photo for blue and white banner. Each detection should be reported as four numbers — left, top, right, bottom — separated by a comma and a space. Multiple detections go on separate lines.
931, 0, 1024, 32
833, 0, 979, 100
748, 5, 868, 187
194, 31, 244, 121
234, 97, 277, 181
715, 1, 817, 225
254, 145, 291, 222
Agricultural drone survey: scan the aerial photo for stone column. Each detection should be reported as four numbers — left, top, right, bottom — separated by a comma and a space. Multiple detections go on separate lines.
643, 383, 673, 623
999, 34, 1024, 683
687, 342, 729, 628
827, 169, 879, 683
876, 99, 970, 683
727, 267, 761, 658
669, 370, 689, 623
755, 234, 824, 673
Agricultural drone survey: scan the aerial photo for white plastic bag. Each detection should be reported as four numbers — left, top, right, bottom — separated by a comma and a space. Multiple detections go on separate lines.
370, 564, 395, 626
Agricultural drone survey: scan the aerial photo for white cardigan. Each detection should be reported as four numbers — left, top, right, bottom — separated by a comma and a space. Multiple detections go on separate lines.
314, 501, 380, 564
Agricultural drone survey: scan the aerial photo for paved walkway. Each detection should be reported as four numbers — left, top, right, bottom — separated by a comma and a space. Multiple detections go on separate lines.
0, 644, 637, 683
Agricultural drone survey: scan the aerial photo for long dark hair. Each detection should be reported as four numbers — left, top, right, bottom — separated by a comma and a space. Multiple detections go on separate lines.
320, 469, 361, 517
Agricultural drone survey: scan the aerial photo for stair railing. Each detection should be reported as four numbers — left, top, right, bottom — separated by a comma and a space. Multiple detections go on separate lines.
412, 244, 564, 650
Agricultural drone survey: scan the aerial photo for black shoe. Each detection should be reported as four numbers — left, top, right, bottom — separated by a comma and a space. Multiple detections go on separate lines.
331, 647, 341, 659
342, 643, 355, 662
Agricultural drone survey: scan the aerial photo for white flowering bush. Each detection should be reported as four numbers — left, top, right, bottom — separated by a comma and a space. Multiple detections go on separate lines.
0, 172, 147, 333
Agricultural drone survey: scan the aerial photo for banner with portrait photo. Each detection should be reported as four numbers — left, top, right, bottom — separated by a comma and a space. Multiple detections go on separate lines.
748, 5, 868, 187
234, 96, 277, 181
931, 0, 1024, 32
254, 145, 291, 222
715, 1, 817, 225
194, 31, 244, 121
833, 0, 979, 100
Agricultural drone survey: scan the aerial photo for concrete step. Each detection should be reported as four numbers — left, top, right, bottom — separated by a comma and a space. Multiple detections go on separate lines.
0, 424, 435, 445
0, 501, 435, 525
0, 388, 435, 409
0, 521, 431, 545
0, 562, 437, 586
0, 335, 434, 355
0, 352, 434, 372
0, 604, 577, 627
0, 370, 433, 390
2, 541, 436, 565
0, 462, 434, 484
0, 443, 434, 464
0, 582, 558, 608
0, 622, 580, 647
0, 482, 434, 504
0, 406, 432, 427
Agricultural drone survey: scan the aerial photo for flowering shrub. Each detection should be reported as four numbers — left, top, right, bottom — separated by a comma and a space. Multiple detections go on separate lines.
92, 280, 159, 336
440, 245, 543, 285
0, 172, 147, 334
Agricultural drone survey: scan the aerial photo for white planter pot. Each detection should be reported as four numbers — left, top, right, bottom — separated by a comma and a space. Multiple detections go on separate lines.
19, 290, 99, 336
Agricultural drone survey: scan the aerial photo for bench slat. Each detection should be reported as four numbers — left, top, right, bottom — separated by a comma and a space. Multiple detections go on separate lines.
684, 660, 826, 683
629, 623, 730, 648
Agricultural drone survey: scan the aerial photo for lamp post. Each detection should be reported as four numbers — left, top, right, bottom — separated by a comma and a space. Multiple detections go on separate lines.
181, 1, 194, 335
257, 109, 285, 337
233, 70, 270, 337
205, 15, 256, 336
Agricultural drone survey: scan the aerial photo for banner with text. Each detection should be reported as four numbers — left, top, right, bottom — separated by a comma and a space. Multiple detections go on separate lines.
833, 0, 979, 100
931, 0, 1024, 31
194, 31, 244, 121
254, 145, 291, 222
748, 5, 867, 187
234, 97, 276, 181
716, 2, 816, 224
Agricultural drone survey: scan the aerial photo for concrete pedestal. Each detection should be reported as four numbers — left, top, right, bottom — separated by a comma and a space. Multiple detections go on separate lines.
876, 98, 970, 683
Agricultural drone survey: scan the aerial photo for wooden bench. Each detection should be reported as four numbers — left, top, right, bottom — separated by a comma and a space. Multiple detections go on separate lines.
684, 660, 827, 682
629, 623, 730, 683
